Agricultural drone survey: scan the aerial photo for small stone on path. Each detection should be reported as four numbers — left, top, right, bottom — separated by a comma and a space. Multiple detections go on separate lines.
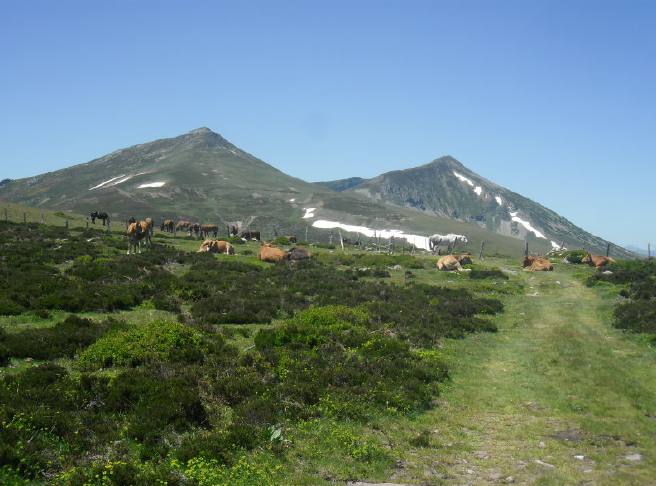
535, 459, 555, 468
625, 452, 643, 462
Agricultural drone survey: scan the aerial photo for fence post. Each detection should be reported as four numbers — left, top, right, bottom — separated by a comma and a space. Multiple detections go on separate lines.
606, 242, 611, 257
390, 236, 394, 255
329, 231, 333, 246
86, 219, 89, 229
23, 212, 26, 224
647, 242, 651, 259
65, 219, 69, 229
524, 240, 529, 257
3, 208, 7, 221
305, 225, 308, 243
40, 211, 45, 224
479, 241, 485, 260
338, 229, 344, 251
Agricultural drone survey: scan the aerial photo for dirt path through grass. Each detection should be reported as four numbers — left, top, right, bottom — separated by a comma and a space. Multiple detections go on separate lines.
386, 268, 656, 485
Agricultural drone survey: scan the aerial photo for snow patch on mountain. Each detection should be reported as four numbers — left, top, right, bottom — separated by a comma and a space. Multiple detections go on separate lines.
303, 207, 316, 218
474, 186, 482, 196
138, 182, 166, 188
89, 175, 126, 190
312, 219, 434, 250
495, 196, 503, 205
453, 171, 475, 187
510, 211, 546, 239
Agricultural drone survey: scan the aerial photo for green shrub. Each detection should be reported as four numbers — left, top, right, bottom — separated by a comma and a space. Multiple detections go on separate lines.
614, 301, 656, 334
469, 268, 508, 280
77, 320, 204, 369
2, 316, 126, 361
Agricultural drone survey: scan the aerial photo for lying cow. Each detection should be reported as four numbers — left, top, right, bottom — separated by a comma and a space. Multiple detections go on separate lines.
436, 255, 462, 271
581, 253, 615, 268
288, 246, 311, 261
259, 243, 289, 263
522, 255, 553, 272
197, 239, 235, 255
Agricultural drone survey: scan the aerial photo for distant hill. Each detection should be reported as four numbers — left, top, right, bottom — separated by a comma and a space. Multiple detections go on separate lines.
319, 156, 632, 257
315, 177, 365, 192
0, 128, 628, 257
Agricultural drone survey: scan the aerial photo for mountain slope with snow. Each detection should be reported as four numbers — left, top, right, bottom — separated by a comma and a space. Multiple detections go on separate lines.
321, 156, 631, 257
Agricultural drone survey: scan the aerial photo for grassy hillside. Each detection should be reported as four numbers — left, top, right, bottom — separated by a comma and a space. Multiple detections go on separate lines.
0, 128, 605, 258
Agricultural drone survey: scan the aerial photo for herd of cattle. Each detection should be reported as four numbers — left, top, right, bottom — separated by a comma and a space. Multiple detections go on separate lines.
435, 252, 615, 272
98, 212, 618, 271
118, 214, 308, 262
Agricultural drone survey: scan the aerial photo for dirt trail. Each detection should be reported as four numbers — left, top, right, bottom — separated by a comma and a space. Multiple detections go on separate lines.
392, 268, 656, 485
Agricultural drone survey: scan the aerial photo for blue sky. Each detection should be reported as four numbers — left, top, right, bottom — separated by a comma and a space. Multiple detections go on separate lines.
1, 0, 654, 246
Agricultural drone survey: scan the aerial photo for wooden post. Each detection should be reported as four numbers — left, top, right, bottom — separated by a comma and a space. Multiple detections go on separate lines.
23, 212, 26, 224
107, 220, 112, 233
377, 232, 380, 252
389, 236, 394, 255
479, 241, 485, 260
524, 240, 529, 257
40, 211, 45, 224
3, 208, 7, 222
305, 225, 308, 243
648, 243, 651, 259
338, 229, 344, 251
401, 238, 405, 255
606, 242, 611, 257
65, 219, 69, 229
329, 231, 333, 246
86, 219, 89, 229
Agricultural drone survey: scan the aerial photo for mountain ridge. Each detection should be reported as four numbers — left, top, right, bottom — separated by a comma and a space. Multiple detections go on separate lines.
0, 128, 630, 257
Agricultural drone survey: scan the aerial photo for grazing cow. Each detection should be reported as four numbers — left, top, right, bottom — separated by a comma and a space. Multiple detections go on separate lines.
228, 225, 239, 237
200, 224, 219, 239
160, 219, 175, 233
241, 230, 261, 241
190, 223, 201, 238
522, 255, 553, 271
176, 220, 191, 232
127, 219, 153, 254
259, 244, 289, 263
197, 239, 235, 255
288, 246, 311, 261
90, 211, 110, 226
581, 253, 615, 268
287, 235, 298, 244
436, 255, 463, 271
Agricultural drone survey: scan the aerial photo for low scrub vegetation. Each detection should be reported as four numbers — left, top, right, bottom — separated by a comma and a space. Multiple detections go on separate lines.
0, 221, 504, 483
588, 260, 656, 337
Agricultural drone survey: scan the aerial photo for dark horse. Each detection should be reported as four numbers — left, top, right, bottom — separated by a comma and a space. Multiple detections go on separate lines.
90, 211, 110, 226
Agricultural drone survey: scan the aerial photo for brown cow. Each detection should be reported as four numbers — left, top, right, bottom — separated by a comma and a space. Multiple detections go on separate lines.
259, 244, 289, 263
456, 253, 473, 265
127, 219, 152, 255
200, 224, 219, 239
522, 255, 553, 271
581, 253, 615, 268
197, 239, 235, 255
436, 255, 463, 271
288, 246, 311, 261
287, 235, 298, 243
176, 220, 191, 233
160, 219, 174, 232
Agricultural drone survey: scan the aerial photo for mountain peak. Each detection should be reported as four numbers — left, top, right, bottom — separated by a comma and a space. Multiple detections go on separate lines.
188, 127, 215, 135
